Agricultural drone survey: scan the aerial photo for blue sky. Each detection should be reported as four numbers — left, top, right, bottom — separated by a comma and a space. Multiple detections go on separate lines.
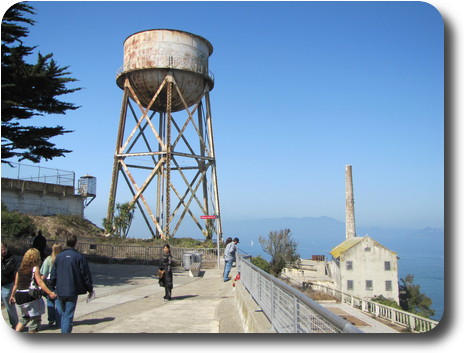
2, 1, 445, 237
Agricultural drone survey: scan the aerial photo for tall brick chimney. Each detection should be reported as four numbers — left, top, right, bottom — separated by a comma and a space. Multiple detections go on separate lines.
345, 165, 356, 239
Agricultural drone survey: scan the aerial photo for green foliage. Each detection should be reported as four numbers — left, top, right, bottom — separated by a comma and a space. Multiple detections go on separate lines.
258, 229, 300, 276
251, 255, 270, 273
1, 3, 81, 163
166, 237, 202, 248
103, 202, 136, 238
371, 295, 402, 310
102, 217, 113, 235
399, 274, 435, 318
1, 203, 35, 237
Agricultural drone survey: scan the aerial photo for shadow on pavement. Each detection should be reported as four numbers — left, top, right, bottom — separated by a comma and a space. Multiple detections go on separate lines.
171, 295, 198, 301
89, 263, 158, 287
73, 317, 115, 327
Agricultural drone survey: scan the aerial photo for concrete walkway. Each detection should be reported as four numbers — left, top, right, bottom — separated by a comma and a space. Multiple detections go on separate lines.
2, 262, 244, 334
2, 262, 403, 334
321, 303, 401, 333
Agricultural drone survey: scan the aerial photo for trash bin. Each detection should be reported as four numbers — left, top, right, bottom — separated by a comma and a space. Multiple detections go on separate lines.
192, 252, 202, 263
183, 252, 194, 270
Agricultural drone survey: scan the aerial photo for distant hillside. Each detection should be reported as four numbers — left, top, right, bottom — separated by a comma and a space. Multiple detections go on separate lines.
223, 216, 444, 258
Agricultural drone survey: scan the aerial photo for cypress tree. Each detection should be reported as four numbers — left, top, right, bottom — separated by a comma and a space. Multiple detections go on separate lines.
1, 3, 80, 163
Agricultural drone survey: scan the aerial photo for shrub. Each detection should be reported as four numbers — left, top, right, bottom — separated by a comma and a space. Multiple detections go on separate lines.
371, 295, 402, 310
1, 204, 35, 237
251, 255, 271, 273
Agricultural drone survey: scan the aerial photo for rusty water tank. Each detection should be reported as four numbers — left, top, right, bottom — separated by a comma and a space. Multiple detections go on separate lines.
116, 29, 214, 112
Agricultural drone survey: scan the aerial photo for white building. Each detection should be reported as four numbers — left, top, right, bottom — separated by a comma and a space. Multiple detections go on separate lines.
329, 236, 399, 304
281, 166, 400, 305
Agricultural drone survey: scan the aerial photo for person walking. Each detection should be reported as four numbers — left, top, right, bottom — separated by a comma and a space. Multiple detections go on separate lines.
159, 244, 173, 302
9, 248, 56, 333
223, 237, 239, 282
50, 235, 93, 333
32, 230, 47, 262
1, 241, 19, 329
40, 243, 63, 327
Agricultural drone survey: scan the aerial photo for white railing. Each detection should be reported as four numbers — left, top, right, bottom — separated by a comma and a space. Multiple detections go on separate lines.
309, 282, 439, 332
237, 255, 363, 333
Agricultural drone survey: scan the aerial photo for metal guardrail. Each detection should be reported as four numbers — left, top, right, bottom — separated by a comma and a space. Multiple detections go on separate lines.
237, 255, 363, 333
1, 162, 75, 187
309, 282, 438, 332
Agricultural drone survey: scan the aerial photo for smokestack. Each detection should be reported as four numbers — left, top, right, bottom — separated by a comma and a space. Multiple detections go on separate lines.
345, 165, 356, 239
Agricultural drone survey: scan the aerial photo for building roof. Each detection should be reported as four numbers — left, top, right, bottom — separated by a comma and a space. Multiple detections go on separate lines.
330, 237, 364, 258
330, 236, 397, 259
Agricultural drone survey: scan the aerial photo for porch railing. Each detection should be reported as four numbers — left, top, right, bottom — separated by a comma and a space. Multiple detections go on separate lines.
308, 282, 438, 332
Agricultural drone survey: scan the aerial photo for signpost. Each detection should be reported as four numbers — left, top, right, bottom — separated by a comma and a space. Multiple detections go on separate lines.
200, 215, 217, 220
200, 215, 219, 268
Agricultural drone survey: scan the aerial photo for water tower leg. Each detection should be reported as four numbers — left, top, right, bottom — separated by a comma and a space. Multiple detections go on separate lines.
156, 112, 165, 238
164, 79, 173, 239
197, 102, 211, 238
205, 92, 223, 240
107, 85, 130, 225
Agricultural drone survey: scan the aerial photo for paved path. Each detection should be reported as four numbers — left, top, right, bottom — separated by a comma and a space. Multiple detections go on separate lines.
2, 262, 403, 334
2, 262, 244, 334
321, 303, 402, 333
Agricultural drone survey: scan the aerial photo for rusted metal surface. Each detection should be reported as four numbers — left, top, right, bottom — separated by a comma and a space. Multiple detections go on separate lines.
116, 29, 214, 112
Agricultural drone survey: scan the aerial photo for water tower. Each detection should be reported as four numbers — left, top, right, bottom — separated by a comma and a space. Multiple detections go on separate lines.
106, 29, 222, 241
78, 174, 96, 207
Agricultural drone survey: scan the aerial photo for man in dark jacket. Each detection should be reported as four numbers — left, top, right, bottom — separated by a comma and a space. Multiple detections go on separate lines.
50, 234, 93, 333
32, 230, 47, 262
1, 241, 19, 328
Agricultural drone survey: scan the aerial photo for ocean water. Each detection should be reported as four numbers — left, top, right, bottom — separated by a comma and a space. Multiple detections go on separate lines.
237, 244, 444, 322
397, 253, 444, 321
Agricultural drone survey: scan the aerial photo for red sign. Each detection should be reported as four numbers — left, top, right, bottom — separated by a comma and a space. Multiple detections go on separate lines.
200, 215, 217, 219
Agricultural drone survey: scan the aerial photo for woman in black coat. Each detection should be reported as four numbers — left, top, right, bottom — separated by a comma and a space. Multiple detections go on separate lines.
159, 244, 173, 301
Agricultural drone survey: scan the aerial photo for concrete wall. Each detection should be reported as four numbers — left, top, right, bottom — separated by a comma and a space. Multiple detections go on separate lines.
234, 281, 275, 333
1, 178, 84, 216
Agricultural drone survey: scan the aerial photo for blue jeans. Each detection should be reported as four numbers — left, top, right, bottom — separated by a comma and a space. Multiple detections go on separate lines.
1, 283, 18, 328
56, 296, 78, 333
47, 297, 61, 326
223, 260, 234, 281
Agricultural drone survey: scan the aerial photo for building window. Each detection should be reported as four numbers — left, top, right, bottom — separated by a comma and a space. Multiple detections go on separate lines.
386, 280, 392, 291
347, 280, 354, 290
365, 247, 371, 252
346, 261, 353, 270
366, 280, 373, 291
384, 261, 391, 271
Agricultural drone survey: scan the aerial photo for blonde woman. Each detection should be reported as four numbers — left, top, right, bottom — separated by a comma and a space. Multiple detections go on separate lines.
9, 248, 56, 332
41, 243, 62, 327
